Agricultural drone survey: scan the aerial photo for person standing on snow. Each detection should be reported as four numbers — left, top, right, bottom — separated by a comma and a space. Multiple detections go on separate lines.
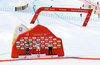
25, 42, 30, 55
48, 43, 53, 55
36, 42, 41, 57
24, 41, 30, 58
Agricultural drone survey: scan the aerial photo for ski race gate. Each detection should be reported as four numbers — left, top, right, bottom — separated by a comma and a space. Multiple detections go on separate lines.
31, 7, 93, 26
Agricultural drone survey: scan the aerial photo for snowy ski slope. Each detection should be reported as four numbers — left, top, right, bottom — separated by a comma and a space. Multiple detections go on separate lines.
0, 0, 100, 65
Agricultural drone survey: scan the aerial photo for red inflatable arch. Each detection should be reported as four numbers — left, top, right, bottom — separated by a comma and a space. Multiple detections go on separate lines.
11, 25, 64, 58
30, 7, 93, 26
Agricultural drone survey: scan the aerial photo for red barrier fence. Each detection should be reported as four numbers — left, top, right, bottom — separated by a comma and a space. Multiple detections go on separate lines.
1, 57, 100, 62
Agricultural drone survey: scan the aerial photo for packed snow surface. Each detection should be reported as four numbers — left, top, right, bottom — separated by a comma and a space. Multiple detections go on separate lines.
0, 0, 100, 65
